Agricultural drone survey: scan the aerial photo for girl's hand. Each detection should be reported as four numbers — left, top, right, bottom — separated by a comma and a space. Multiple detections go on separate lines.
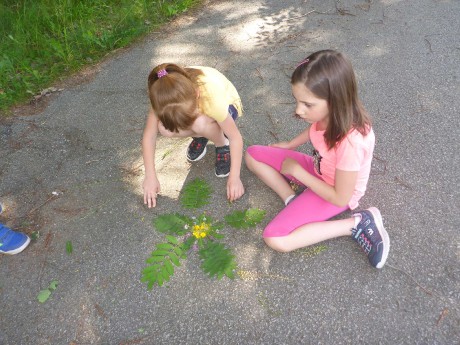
280, 157, 302, 177
143, 175, 161, 208
270, 141, 291, 149
227, 176, 245, 202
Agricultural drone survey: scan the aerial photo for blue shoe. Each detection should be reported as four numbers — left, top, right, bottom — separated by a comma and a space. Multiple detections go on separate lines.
0, 223, 31, 255
351, 207, 390, 269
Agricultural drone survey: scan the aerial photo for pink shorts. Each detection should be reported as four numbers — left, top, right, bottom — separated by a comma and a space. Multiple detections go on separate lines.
246, 145, 349, 237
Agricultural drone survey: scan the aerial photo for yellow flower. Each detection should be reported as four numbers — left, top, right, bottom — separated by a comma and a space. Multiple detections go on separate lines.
200, 232, 206, 238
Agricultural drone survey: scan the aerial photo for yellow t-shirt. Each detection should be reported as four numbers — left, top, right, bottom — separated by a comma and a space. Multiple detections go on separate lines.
191, 66, 243, 122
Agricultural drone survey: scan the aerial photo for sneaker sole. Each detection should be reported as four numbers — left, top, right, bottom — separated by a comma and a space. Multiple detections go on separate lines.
215, 171, 230, 178
0, 236, 31, 255
186, 146, 207, 162
368, 207, 390, 269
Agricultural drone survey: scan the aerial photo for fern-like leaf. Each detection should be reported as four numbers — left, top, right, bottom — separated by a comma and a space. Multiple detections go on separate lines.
180, 178, 212, 209
153, 213, 191, 235
224, 208, 266, 229
198, 241, 237, 279
141, 238, 187, 289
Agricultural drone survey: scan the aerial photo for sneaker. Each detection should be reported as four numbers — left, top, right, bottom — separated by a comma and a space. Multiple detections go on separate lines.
351, 207, 390, 269
186, 137, 208, 162
215, 145, 231, 177
0, 223, 31, 255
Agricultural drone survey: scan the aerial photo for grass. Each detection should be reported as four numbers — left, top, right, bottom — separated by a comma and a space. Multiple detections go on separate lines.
0, 0, 202, 114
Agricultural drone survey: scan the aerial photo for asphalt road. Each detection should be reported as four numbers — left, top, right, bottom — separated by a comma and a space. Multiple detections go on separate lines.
1, 0, 459, 344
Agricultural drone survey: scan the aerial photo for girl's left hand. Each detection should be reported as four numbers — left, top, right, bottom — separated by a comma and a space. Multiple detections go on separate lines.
227, 176, 245, 202
280, 157, 302, 177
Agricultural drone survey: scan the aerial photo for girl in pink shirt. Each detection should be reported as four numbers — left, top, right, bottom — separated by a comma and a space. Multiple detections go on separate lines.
245, 50, 390, 268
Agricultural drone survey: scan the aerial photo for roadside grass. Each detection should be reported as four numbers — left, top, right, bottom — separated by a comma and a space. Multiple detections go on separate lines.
0, 0, 202, 114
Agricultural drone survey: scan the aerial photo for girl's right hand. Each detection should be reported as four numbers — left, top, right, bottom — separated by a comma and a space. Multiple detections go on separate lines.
143, 175, 161, 208
270, 141, 291, 149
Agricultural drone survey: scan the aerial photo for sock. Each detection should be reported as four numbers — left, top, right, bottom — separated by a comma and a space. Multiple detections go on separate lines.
284, 194, 295, 206
353, 214, 361, 228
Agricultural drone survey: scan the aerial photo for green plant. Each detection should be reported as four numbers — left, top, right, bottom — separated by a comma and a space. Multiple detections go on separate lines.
141, 179, 266, 289
66, 240, 73, 254
180, 178, 212, 208
0, 0, 203, 112
37, 280, 58, 303
224, 209, 266, 229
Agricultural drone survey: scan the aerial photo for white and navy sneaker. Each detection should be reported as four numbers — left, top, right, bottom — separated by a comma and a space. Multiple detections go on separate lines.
352, 207, 390, 269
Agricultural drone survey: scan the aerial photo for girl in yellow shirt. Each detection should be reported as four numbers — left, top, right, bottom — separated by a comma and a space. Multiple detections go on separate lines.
142, 63, 244, 208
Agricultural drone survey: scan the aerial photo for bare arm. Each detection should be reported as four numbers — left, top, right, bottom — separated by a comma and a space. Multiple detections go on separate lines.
218, 115, 244, 202
142, 107, 161, 208
282, 158, 357, 207
272, 126, 311, 150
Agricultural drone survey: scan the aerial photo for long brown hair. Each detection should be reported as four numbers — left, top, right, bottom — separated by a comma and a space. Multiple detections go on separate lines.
291, 50, 371, 150
147, 63, 203, 133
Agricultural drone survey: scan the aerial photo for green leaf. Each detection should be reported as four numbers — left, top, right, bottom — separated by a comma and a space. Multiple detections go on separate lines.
166, 235, 178, 245
66, 241, 73, 255
146, 256, 164, 264
173, 246, 183, 257
198, 242, 237, 279
48, 280, 58, 290
141, 240, 187, 289
156, 243, 174, 250
153, 213, 191, 235
31, 231, 40, 241
151, 249, 170, 256
225, 208, 266, 229
164, 260, 174, 275
37, 289, 51, 303
180, 178, 212, 209
169, 252, 181, 266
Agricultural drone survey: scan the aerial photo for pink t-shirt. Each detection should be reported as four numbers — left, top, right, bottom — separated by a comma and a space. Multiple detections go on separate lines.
309, 122, 375, 209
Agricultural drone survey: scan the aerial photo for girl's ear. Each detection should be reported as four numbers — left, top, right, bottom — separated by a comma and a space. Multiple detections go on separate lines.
196, 89, 200, 99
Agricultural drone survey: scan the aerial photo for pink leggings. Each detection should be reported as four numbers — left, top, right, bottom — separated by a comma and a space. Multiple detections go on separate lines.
246, 145, 349, 238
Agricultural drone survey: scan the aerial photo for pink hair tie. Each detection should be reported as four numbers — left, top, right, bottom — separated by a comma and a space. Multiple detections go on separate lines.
157, 69, 168, 78
296, 58, 309, 68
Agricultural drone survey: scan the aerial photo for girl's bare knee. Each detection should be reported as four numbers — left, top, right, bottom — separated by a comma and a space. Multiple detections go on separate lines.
263, 237, 292, 253
244, 151, 256, 171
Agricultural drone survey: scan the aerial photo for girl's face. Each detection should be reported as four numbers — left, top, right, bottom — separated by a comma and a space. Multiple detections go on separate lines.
292, 83, 329, 129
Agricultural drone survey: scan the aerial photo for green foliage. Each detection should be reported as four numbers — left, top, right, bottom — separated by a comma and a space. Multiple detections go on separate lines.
141, 235, 186, 289
66, 240, 73, 255
142, 180, 267, 290
153, 213, 192, 235
37, 280, 58, 303
0, 0, 203, 112
180, 178, 212, 209
224, 208, 266, 229
199, 241, 237, 279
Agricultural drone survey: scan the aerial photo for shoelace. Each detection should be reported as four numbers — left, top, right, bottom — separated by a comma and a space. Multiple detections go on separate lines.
217, 153, 229, 162
356, 232, 372, 254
